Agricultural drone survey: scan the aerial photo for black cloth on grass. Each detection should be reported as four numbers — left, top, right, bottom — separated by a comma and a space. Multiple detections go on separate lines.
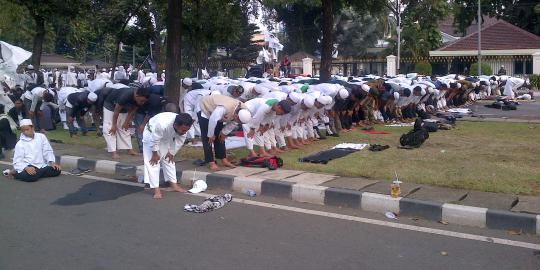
299, 148, 357, 164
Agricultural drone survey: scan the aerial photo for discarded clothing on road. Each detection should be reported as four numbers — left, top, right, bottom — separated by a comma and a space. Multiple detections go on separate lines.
184, 194, 233, 213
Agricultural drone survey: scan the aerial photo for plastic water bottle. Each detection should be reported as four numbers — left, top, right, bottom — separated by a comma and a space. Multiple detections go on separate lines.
241, 188, 256, 197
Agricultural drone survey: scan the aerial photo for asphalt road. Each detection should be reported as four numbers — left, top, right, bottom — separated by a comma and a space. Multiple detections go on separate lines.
469, 101, 540, 119
1, 166, 539, 270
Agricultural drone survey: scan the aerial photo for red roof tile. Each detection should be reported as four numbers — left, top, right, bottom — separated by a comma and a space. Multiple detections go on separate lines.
438, 16, 500, 37
438, 20, 540, 51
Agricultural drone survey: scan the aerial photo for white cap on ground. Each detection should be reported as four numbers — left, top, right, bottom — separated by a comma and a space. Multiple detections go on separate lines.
238, 109, 252, 123
361, 84, 370, 92
288, 92, 302, 104
338, 88, 349, 99
183, 78, 192, 86
87, 92, 98, 102
20, 119, 32, 127
188, 180, 207, 194
303, 95, 315, 108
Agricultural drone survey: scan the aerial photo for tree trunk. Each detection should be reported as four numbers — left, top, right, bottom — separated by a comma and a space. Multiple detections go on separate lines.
320, 0, 333, 82
112, 38, 121, 72
31, 15, 46, 68
165, 0, 183, 108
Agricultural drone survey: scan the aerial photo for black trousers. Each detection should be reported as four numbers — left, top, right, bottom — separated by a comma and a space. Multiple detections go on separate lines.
197, 112, 226, 163
15, 165, 61, 182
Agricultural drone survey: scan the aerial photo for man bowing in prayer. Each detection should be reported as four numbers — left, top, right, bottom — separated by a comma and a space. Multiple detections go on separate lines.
9, 119, 61, 182
142, 112, 193, 199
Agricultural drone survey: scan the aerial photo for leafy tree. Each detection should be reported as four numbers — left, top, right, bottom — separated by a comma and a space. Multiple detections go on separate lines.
333, 7, 383, 57
453, 0, 540, 36
4, 0, 85, 67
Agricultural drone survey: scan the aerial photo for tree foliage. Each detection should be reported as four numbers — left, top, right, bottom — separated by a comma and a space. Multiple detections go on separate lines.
452, 0, 540, 36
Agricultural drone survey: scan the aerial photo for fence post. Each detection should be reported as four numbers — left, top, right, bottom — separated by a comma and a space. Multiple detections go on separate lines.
386, 55, 396, 76
302, 58, 313, 76
533, 52, 540, 74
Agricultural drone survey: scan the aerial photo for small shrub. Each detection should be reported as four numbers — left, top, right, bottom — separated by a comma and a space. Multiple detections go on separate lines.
470, 62, 492, 76
414, 61, 432, 75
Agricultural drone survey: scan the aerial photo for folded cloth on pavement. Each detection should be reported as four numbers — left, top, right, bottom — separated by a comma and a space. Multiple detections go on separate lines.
448, 108, 471, 114
385, 123, 414, 127
184, 194, 233, 213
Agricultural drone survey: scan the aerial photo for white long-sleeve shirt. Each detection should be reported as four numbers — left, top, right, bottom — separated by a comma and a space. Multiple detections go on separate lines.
13, 133, 56, 173
142, 112, 187, 155
244, 98, 276, 129
183, 89, 211, 119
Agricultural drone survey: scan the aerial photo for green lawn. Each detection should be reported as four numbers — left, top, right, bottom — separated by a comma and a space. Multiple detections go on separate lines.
44, 122, 540, 195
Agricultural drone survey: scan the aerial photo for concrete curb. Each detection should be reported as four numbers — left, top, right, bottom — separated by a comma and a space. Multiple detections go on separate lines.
57, 156, 540, 235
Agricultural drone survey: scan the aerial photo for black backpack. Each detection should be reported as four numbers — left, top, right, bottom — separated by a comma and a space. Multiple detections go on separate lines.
400, 119, 429, 148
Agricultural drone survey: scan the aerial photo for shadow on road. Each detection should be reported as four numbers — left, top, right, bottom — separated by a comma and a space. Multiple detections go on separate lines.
52, 181, 141, 206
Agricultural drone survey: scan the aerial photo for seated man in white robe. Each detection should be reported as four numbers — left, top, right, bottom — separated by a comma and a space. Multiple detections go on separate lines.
10, 119, 61, 182
142, 112, 193, 199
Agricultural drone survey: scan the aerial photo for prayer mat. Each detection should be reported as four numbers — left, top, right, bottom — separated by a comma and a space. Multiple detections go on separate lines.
299, 148, 358, 164
361, 130, 390, 135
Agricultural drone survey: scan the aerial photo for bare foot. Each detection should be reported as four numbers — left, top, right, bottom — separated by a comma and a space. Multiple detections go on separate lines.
209, 162, 219, 171
111, 152, 120, 159
275, 148, 285, 153
168, 183, 187, 193
268, 148, 278, 155
247, 150, 259, 158
153, 189, 163, 199
221, 159, 236, 168
260, 151, 272, 157
128, 149, 139, 156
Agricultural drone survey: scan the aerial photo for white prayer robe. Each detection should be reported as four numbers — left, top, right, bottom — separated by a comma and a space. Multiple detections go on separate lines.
13, 133, 56, 173
142, 112, 187, 188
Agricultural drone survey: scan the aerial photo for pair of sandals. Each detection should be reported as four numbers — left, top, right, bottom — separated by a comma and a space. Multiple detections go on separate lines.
369, 144, 390, 152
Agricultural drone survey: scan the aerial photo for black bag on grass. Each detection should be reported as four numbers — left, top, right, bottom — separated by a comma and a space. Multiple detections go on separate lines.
423, 122, 438, 132
399, 118, 429, 148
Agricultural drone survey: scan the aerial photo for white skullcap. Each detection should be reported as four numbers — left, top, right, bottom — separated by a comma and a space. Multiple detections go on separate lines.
254, 85, 268, 94
361, 84, 370, 92
183, 78, 192, 86
427, 87, 434, 94
210, 90, 221, 96
393, 92, 400, 100
20, 119, 33, 127
27, 65, 34, 70
303, 95, 315, 108
288, 92, 302, 104
338, 88, 349, 99
101, 68, 106, 72
456, 83, 462, 89
238, 109, 252, 124
420, 89, 426, 96
317, 95, 333, 106
87, 92, 98, 102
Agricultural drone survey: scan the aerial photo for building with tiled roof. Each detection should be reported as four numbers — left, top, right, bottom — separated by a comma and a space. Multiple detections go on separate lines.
430, 19, 540, 75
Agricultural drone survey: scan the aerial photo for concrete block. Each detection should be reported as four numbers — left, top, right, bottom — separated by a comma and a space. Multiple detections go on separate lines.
486, 209, 537, 234
180, 170, 209, 186
261, 180, 293, 199
512, 196, 540, 215
324, 188, 362, 209
115, 163, 137, 176
60, 155, 83, 170
363, 181, 421, 197
206, 173, 234, 190
399, 198, 443, 221
292, 184, 328, 205
537, 215, 540, 235
251, 169, 303, 180
407, 186, 468, 203
442, 204, 487, 228
233, 177, 265, 194
322, 177, 379, 190
95, 160, 119, 175
361, 192, 400, 214
77, 158, 96, 171
136, 165, 145, 177
218, 167, 268, 177
461, 191, 517, 210
283, 172, 337, 185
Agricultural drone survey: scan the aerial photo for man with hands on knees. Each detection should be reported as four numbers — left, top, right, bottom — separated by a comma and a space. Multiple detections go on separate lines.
142, 112, 193, 199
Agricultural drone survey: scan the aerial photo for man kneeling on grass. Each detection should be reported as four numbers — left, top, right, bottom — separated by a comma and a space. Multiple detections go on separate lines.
142, 112, 193, 199
10, 119, 61, 182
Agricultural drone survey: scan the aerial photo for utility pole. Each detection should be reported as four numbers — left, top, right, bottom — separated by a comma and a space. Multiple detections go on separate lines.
396, 0, 401, 74
132, 46, 136, 67
477, 0, 482, 76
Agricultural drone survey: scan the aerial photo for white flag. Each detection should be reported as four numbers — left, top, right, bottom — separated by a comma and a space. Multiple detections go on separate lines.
0, 40, 32, 80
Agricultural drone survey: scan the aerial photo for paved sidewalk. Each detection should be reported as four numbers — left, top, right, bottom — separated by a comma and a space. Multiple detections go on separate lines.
2, 142, 539, 235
